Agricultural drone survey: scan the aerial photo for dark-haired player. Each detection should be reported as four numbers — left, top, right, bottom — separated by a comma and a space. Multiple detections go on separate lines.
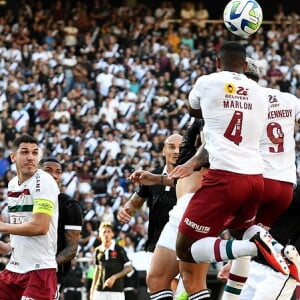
219, 58, 300, 300
170, 41, 289, 300
39, 157, 83, 299
0, 135, 59, 299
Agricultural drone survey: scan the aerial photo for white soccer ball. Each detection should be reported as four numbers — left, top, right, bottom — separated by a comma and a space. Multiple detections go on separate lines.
223, 0, 263, 38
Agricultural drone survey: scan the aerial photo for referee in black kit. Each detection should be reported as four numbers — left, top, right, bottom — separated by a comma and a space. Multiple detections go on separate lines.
117, 134, 182, 286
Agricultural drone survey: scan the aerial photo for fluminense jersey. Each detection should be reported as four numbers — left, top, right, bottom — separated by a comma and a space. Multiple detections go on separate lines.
189, 71, 268, 174
7, 169, 59, 273
260, 88, 300, 184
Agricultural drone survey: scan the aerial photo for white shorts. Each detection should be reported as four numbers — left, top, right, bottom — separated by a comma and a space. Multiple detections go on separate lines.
157, 193, 194, 251
93, 291, 125, 300
240, 260, 296, 300
168, 193, 194, 226
157, 221, 178, 251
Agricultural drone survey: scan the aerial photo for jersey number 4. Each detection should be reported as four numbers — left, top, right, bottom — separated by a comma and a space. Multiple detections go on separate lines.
224, 111, 243, 145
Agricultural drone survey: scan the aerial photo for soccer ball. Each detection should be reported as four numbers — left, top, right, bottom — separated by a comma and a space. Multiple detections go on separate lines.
223, 0, 263, 38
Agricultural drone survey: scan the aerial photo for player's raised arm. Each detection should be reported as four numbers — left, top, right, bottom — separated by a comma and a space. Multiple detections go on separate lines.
128, 170, 175, 187
168, 143, 209, 179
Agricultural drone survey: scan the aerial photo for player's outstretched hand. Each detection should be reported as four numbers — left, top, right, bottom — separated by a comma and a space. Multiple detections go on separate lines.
117, 207, 133, 224
128, 170, 159, 185
168, 164, 194, 179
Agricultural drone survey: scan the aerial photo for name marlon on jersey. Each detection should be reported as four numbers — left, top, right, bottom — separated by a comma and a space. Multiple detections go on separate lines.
183, 217, 210, 234
223, 99, 252, 110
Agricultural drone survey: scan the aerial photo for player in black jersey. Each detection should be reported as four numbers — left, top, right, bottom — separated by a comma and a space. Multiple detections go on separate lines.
90, 222, 133, 300
117, 134, 182, 252
123, 121, 211, 300
117, 134, 182, 296
39, 158, 83, 299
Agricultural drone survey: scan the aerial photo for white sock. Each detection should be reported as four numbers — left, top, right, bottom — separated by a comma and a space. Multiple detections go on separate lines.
242, 225, 262, 240
191, 237, 257, 263
222, 256, 251, 300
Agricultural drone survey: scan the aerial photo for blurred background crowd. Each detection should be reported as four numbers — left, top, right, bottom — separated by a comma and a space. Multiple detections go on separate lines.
0, 0, 300, 296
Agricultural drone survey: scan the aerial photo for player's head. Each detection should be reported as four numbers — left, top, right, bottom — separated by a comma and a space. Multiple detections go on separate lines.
163, 134, 183, 166
216, 41, 246, 73
98, 222, 115, 242
10, 135, 40, 179
244, 57, 260, 82
39, 157, 62, 184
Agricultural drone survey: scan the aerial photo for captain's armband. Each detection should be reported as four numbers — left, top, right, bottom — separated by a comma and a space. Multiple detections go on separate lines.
33, 198, 55, 216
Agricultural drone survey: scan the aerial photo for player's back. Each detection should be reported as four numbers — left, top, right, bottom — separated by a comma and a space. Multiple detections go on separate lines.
260, 87, 300, 184
189, 71, 268, 174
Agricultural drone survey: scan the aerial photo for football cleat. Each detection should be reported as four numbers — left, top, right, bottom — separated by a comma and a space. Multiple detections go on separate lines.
283, 245, 300, 282
251, 231, 289, 275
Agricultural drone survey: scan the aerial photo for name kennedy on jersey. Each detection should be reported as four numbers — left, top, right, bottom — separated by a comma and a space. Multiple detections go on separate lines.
268, 109, 292, 119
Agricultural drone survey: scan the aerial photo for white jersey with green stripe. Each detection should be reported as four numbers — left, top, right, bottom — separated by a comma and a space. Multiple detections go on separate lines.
6, 169, 59, 273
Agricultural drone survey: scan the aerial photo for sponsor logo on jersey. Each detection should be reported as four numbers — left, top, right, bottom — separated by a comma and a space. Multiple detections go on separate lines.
268, 94, 278, 104
224, 84, 251, 110
224, 83, 236, 94
224, 84, 249, 98
183, 217, 210, 234
10, 215, 27, 224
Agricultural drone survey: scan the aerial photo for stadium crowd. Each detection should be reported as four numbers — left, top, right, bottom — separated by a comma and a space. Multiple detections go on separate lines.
0, 0, 300, 291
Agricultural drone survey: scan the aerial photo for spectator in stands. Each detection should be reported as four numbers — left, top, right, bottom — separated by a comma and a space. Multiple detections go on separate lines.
79, 220, 100, 257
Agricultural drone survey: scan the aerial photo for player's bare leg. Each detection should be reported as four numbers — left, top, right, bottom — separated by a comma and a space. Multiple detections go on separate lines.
147, 246, 179, 300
